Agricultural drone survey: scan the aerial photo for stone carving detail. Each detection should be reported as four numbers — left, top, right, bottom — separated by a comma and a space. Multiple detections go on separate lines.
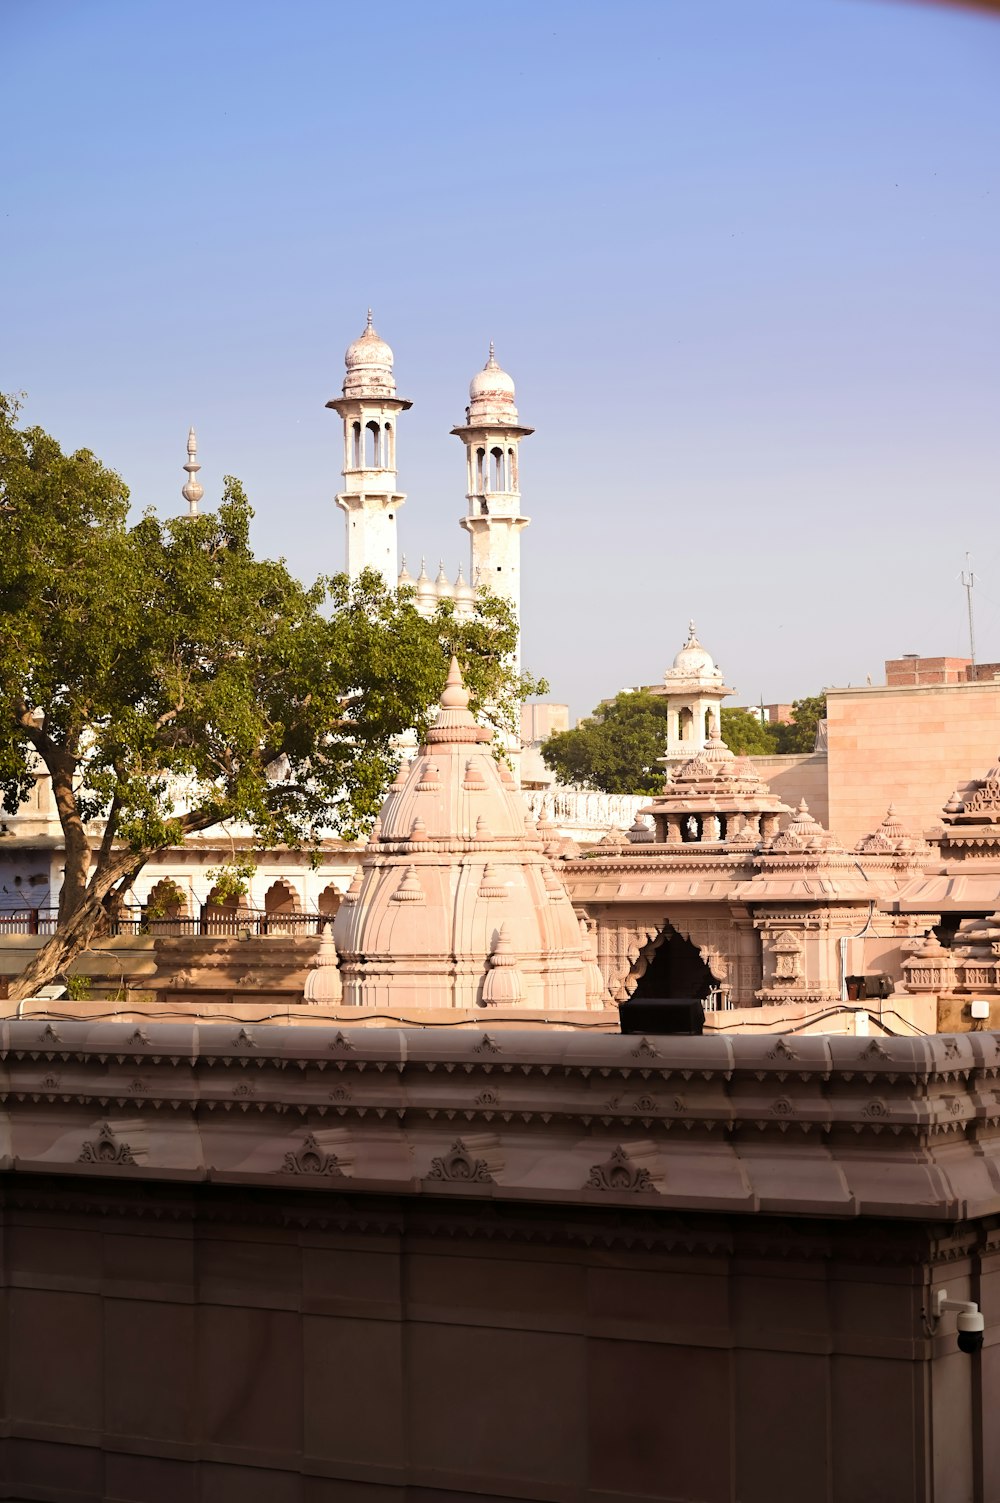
586, 1145, 660, 1194
233, 1028, 257, 1050
859, 1038, 891, 1062
282, 1133, 348, 1177
630, 1036, 659, 1059
427, 1138, 497, 1183
473, 1032, 502, 1054
78, 1123, 137, 1166
964, 778, 1000, 816
769, 930, 803, 983
125, 1029, 149, 1048
329, 1030, 355, 1052
766, 1036, 798, 1061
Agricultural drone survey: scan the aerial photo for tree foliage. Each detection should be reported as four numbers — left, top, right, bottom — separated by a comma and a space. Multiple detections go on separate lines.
721, 697, 827, 755
540, 691, 669, 795
0, 397, 535, 998
773, 694, 827, 753
719, 708, 779, 755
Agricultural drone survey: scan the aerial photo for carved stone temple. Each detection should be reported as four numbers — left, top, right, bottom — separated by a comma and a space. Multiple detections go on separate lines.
333, 658, 600, 1013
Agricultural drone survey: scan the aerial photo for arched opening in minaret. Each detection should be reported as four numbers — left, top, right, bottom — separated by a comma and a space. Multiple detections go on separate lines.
384, 421, 393, 468
351, 422, 362, 468
490, 446, 506, 491
507, 447, 516, 488
678, 706, 693, 741
630, 924, 717, 1001
475, 447, 486, 490
365, 422, 381, 468
705, 708, 715, 738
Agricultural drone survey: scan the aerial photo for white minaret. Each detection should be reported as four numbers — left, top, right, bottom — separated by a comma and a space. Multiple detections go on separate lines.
181, 427, 203, 516
327, 312, 411, 588
451, 344, 533, 675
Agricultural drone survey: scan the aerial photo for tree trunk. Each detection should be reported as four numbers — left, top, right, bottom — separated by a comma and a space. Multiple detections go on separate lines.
6, 898, 110, 1004
7, 850, 146, 1006
49, 761, 91, 922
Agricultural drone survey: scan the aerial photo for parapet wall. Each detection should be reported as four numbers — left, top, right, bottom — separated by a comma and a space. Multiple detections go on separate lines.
0, 1021, 998, 1218
1, 1021, 998, 1502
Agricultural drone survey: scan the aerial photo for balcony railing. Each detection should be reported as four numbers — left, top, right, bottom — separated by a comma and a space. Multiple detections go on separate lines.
0, 908, 329, 938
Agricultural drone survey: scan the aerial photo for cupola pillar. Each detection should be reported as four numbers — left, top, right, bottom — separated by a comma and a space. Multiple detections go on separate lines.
327, 311, 412, 588
660, 622, 734, 766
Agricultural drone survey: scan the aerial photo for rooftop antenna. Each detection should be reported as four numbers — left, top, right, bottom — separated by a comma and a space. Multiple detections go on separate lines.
961, 552, 977, 669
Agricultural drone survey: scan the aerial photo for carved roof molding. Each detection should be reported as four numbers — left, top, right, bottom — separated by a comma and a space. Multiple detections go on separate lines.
2, 1022, 1000, 1221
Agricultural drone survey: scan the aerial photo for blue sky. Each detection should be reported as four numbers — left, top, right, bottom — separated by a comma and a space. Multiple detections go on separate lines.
6, 0, 1000, 717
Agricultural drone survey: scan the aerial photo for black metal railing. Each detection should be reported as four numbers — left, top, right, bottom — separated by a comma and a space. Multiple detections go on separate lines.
0, 907, 330, 938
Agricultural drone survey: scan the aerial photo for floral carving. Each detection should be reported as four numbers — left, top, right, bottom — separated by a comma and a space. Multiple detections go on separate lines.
766, 1036, 798, 1061
233, 1028, 257, 1050
329, 1030, 355, 1052
78, 1123, 137, 1166
125, 1029, 149, 1048
771, 1097, 794, 1117
281, 1133, 348, 1177
859, 1038, 891, 1062
427, 1139, 496, 1183
630, 1036, 659, 1060
586, 1145, 660, 1194
473, 1032, 501, 1054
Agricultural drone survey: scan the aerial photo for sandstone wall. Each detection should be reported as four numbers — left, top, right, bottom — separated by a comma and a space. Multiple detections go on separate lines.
826, 680, 1000, 849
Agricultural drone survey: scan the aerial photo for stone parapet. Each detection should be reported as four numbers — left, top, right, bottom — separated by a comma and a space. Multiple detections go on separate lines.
0, 1021, 998, 1221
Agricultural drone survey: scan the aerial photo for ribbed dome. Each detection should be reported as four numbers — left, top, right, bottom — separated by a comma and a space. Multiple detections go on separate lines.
468, 343, 519, 423
343, 310, 396, 398
333, 659, 593, 1011
665, 621, 724, 684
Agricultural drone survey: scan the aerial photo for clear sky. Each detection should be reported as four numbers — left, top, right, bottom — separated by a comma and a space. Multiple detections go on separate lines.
5, 0, 999, 719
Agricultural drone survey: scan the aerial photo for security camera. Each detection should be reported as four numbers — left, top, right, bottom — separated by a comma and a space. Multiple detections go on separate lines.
935, 1291, 985, 1355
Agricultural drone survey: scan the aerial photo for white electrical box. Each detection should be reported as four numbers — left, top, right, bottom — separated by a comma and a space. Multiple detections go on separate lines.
970, 1000, 991, 1021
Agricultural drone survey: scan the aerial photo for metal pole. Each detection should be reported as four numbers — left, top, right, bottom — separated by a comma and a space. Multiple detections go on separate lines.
962, 553, 977, 669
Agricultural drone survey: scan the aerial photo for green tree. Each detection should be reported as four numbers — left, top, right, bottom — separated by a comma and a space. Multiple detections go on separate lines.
540, 690, 670, 795
719, 708, 779, 755
0, 398, 533, 1000
772, 694, 827, 754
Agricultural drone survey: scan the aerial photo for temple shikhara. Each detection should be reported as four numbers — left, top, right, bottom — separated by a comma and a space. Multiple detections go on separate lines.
3, 316, 1000, 1502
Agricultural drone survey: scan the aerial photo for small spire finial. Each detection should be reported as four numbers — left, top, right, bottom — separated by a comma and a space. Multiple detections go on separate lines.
366, 308, 373, 329
181, 427, 204, 517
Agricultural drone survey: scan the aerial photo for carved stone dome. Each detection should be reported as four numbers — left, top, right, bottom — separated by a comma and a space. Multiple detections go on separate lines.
333, 659, 593, 1011
343, 311, 396, 398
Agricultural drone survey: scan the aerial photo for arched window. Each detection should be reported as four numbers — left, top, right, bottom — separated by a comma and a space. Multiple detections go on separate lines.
384, 421, 393, 468
351, 422, 362, 468
263, 879, 300, 933
201, 884, 250, 935
705, 708, 715, 739
507, 448, 515, 489
144, 878, 188, 935
490, 446, 505, 491
475, 447, 486, 491
365, 421, 380, 468
317, 884, 342, 919
678, 706, 694, 742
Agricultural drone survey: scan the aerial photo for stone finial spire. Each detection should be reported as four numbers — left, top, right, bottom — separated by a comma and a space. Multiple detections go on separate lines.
181, 427, 204, 516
